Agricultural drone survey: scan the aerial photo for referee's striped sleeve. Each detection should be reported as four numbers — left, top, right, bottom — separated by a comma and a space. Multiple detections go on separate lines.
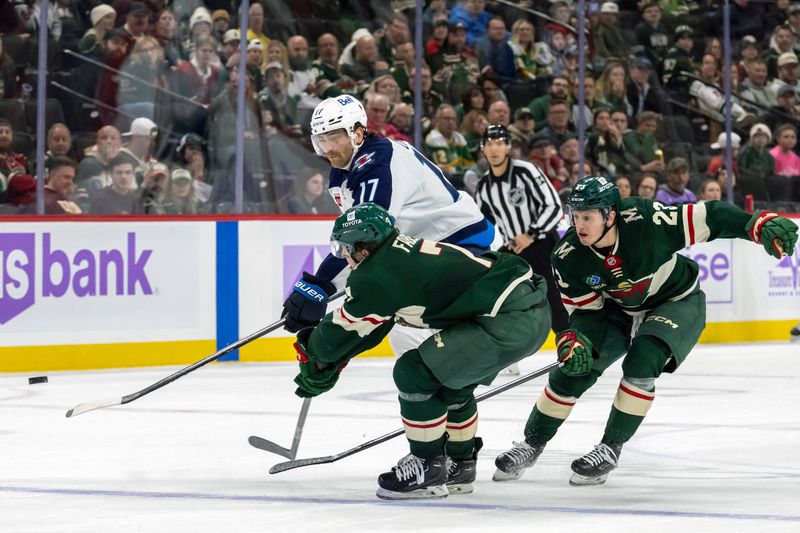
523, 164, 563, 235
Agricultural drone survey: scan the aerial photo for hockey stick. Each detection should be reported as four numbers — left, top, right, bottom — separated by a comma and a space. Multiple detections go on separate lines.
66, 291, 345, 418
268, 360, 561, 474
249, 397, 312, 459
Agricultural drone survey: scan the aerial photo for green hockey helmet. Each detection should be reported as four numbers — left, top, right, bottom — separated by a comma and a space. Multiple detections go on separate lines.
568, 176, 622, 219
330, 202, 396, 259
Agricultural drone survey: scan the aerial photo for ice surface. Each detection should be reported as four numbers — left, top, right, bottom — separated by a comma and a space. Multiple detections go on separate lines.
1, 343, 799, 532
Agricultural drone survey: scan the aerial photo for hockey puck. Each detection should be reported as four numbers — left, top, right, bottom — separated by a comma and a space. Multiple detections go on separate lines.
28, 376, 48, 385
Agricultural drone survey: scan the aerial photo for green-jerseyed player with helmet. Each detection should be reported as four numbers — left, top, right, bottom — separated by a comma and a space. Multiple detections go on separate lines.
291, 203, 552, 500
494, 175, 799, 486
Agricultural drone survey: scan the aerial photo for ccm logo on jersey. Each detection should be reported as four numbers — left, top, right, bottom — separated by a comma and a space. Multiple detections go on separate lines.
293, 280, 329, 302
645, 315, 679, 329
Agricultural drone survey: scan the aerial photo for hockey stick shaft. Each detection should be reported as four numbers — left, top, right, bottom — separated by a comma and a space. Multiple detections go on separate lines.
249, 397, 313, 459
269, 359, 561, 474
66, 291, 345, 418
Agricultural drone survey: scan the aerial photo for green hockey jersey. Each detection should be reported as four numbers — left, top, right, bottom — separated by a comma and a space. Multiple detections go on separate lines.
661, 46, 694, 97
307, 234, 539, 364
551, 198, 753, 316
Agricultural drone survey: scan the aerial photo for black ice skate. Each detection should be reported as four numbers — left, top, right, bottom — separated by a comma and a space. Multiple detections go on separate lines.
376, 453, 449, 500
492, 440, 546, 481
791, 323, 800, 342
446, 437, 483, 494
569, 441, 623, 486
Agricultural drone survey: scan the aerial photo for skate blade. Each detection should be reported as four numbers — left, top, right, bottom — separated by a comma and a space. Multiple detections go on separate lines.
376, 484, 449, 500
492, 467, 525, 482
446, 482, 474, 494
569, 472, 609, 486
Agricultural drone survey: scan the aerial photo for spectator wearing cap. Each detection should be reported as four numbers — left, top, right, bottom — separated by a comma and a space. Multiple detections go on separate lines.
706, 132, 741, 179
425, 104, 478, 183
221, 29, 242, 68
287, 35, 323, 113
449, 0, 492, 48
623, 111, 665, 174
183, 7, 214, 59
787, 4, 800, 43
212, 10, 230, 42
79, 4, 116, 55
95, 27, 133, 123
33, 156, 82, 214
635, 2, 669, 71
475, 17, 516, 83
427, 13, 450, 56
0, 119, 28, 192
508, 107, 536, 151
594, 2, 630, 61
741, 59, 778, 111
247, 1, 271, 66
90, 154, 139, 214
120, 117, 159, 184
119, 1, 149, 47
77, 126, 122, 193
737, 35, 761, 83
771, 52, 800, 95
258, 61, 302, 137
655, 157, 696, 206
171, 168, 199, 214
627, 55, 670, 116
528, 76, 570, 131
763, 25, 797, 80
764, 84, 800, 134
662, 26, 696, 99
246, 39, 266, 92
137, 162, 176, 214
153, 8, 184, 68
738, 123, 775, 184
176, 133, 208, 185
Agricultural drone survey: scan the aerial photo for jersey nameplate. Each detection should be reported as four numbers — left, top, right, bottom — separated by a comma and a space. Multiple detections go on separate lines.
392, 234, 419, 253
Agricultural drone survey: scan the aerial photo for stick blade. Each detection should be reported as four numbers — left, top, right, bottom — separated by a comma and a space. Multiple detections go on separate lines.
248, 436, 293, 459
65, 397, 123, 418
269, 455, 336, 474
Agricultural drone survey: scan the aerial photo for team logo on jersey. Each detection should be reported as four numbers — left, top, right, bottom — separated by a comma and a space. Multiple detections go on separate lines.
620, 207, 643, 223
507, 187, 525, 206
586, 274, 604, 288
353, 151, 375, 170
606, 278, 652, 301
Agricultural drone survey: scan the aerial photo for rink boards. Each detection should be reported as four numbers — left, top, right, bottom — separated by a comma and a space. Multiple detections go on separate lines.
0, 215, 798, 372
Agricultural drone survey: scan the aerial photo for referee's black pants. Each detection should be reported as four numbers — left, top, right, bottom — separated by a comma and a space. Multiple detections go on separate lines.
501, 232, 570, 335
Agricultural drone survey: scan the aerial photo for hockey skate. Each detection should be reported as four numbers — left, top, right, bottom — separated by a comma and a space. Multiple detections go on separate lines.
569, 441, 622, 486
376, 453, 449, 500
446, 437, 483, 494
791, 323, 800, 342
492, 440, 546, 481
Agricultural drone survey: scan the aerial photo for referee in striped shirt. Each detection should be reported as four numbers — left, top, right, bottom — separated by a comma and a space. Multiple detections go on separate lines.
476, 124, 569, 333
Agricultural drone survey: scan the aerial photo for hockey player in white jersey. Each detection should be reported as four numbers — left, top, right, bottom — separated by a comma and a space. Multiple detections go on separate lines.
282, 96, 496, 356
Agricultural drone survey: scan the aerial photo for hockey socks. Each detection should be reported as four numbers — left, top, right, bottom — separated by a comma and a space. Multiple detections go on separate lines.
523, 385, 577, 445
603, 378, 655, 443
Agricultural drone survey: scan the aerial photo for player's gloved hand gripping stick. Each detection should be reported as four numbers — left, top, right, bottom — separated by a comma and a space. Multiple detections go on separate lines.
65, 283, 345, 418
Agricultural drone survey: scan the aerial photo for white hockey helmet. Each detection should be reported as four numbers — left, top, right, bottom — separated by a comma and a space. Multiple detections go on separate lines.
309, 96, 368, 156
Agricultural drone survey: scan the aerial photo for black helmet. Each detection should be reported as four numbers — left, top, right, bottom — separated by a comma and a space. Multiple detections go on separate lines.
481, 124, 511, 149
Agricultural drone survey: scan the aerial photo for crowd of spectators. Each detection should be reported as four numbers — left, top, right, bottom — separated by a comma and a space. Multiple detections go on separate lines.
1, 0, 800, 215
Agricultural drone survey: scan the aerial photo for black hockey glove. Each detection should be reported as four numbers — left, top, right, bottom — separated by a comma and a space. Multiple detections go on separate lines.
293, 334, 348, 398
282, 272, 337, 333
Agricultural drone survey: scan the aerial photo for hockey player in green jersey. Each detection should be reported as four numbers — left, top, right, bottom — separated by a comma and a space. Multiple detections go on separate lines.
290, 203, 552, 500
494, 175, 799, 486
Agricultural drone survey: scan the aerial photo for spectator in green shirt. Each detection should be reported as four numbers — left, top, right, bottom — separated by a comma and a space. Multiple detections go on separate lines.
738, 123, 776, 186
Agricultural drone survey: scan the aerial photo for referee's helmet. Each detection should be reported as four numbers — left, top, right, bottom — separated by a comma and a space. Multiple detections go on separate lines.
481, 124, 511, 149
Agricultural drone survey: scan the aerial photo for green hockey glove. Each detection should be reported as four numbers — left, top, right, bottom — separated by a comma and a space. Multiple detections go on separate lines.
556, 329, 593, 377
746, 211, 798, 259
293, 337, 348, 398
